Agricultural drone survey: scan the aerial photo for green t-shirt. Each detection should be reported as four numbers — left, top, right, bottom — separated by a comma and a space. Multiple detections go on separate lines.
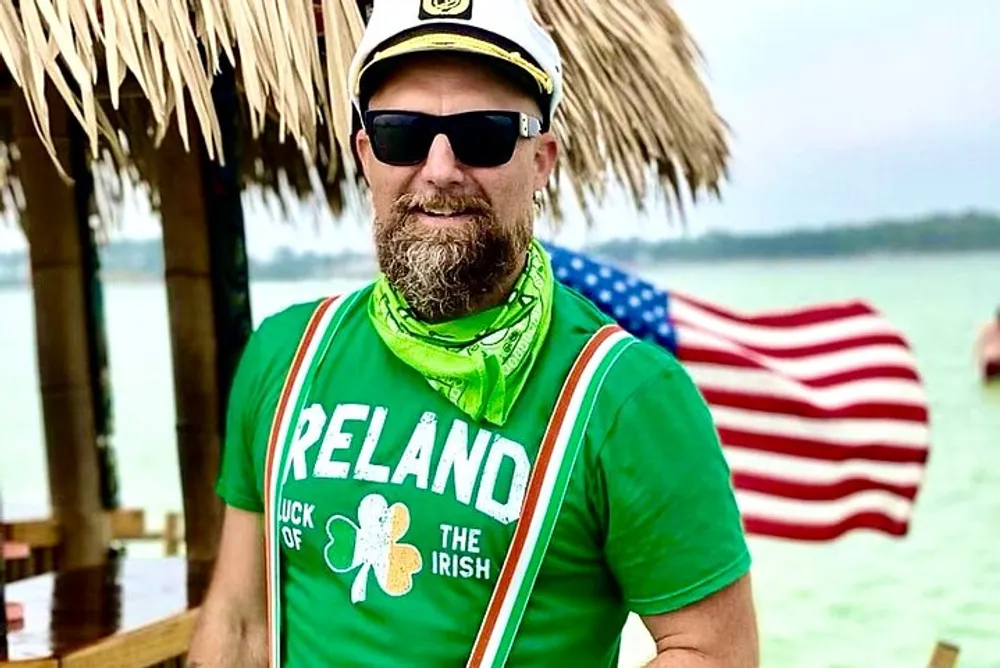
217, 282, 750, 667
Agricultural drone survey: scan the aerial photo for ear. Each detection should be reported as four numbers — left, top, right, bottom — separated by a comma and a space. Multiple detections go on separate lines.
355, 127, 374, 184
532, 132, 559, 192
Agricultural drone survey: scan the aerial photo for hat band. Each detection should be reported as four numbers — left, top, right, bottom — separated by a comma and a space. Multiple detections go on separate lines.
357, 32, 554, 99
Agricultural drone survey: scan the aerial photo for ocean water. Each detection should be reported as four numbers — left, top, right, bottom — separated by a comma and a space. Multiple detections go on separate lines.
2, 251, 998, 667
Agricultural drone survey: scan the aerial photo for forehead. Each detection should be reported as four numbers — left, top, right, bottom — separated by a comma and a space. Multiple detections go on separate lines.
367, 54, 539, 116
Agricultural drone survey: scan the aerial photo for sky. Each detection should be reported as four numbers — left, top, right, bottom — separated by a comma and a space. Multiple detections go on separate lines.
0, 0, 997, 257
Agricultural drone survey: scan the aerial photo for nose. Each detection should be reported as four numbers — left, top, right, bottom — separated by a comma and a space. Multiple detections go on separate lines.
419, 134, 465, 187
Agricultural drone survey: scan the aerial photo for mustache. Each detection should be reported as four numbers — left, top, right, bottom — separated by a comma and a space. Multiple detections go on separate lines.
392, 192, 494, 218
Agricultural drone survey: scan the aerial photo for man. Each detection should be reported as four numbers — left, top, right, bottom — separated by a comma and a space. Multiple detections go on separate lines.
187, 0, 757, 666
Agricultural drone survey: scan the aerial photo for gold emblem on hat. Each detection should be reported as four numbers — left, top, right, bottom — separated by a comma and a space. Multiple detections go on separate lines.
420, 0, 472, 17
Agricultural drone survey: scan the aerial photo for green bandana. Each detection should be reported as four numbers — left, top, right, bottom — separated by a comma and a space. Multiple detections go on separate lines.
368, 238, 554, 426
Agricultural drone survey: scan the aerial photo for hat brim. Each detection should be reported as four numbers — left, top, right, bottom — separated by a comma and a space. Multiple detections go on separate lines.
356, 31, 554, 101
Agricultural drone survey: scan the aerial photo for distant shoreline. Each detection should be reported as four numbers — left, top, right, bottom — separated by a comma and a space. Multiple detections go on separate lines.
1, 211, 997, 287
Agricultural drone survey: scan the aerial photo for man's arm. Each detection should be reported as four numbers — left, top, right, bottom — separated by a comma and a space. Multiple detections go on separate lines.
642, 575, 758, 667
596, 347, 758, 668
187, 506, 267, 667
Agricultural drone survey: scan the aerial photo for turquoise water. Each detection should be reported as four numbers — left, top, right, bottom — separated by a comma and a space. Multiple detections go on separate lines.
2, 251, 998, 667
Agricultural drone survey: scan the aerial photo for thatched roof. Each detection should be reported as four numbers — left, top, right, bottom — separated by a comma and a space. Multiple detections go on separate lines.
0, 0, 729, 226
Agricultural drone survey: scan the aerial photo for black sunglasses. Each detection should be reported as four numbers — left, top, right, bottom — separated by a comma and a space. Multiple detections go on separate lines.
362, 109, 542, 168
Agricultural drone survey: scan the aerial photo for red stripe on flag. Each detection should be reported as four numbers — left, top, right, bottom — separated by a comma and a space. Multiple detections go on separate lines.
742, 513, 910, 542
679, 346, 922, 386
700, 387, 929, 422
678, 332, 912, 360
719, 427, 929, 464
732, 471, 920, 503
674, 292, 879, 328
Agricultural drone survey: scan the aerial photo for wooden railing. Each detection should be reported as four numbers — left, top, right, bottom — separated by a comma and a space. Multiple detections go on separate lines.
2, 509, 182, 582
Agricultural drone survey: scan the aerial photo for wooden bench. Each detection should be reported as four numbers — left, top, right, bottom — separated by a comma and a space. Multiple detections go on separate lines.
1, 556, 211, 667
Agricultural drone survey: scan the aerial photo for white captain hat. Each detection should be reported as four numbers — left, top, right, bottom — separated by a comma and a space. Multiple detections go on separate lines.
348, 0, 564, 128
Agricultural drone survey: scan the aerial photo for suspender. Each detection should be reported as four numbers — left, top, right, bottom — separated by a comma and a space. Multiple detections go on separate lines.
262, 294, 635, 667
465, 323, 635, 668
263, 292, 359, 668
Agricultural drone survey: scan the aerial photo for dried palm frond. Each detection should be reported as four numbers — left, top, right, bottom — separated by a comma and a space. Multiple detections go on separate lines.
0, 0, 729, 226
532, 0, 728, 222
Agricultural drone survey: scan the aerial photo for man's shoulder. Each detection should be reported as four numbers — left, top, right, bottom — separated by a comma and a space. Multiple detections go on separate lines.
252, 285, 375, 349
247, 299, 325, 362
553, 281, 686, 397
601, 335, 690, 416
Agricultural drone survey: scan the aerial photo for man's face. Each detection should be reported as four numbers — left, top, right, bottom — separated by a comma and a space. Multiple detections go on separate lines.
355, 54, 558, 322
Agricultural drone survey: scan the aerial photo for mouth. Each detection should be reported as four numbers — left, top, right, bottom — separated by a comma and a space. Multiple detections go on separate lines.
413, 206, 477, 224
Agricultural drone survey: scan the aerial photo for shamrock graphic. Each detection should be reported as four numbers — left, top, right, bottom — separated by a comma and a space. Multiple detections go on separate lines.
324, 493, 423, 603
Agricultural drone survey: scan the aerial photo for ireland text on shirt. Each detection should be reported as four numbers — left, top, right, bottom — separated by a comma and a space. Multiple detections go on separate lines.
283, 403, 531, 526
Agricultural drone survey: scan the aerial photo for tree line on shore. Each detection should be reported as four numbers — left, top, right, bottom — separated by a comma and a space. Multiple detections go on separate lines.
588, 210, 1000, 264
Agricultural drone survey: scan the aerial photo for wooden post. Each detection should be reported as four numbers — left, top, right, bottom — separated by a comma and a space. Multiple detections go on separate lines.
928, 641, 959, 668
164, 513, 181, 556
201, 63, 255, 445
158, 124, 224, 563
158, 61, 252, 563
67, 102, 121, 522
74, 155, 121, 519
1, 488, 8, 659
11, 89, 110, 569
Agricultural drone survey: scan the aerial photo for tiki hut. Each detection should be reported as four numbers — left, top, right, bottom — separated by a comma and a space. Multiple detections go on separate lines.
1, 1, 728, 661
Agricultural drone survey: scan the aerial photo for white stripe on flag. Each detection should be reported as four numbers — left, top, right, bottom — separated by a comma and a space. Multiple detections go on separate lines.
679, 326, 920, 377
710, 405, 930, 450
685, 363, 928, 408
672, 300, 905, 349
736, 488, 913, 526
725, 448, 925, 488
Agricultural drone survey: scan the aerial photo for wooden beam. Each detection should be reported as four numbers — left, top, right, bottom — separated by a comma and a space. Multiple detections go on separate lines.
157, 61, 252, 563
0, 659, 58, 668
60, 609, 198, 668
4, 508, 183, 552
11, 88, 110, 570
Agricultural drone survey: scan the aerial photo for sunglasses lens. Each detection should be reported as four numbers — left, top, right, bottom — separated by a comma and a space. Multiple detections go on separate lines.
449, 113, 520, 168
368, 113, 433, 166
366, 111, 523, 168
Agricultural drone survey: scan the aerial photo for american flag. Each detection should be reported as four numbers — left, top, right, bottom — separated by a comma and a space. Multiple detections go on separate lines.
544, 242, 931, 542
